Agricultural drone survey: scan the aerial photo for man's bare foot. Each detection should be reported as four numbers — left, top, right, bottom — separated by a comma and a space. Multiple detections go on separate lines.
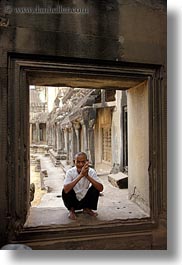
68, 210, 77, 220
83, 208, 98, 217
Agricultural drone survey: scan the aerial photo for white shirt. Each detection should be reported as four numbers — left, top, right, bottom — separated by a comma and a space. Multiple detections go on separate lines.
64, 166, 102, 201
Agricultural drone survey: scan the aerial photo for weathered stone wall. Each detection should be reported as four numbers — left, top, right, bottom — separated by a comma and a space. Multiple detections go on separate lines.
0, 0, 166, 249
127, 81, 150, 214
0, 0, 166, 62
111, 90, 122, 171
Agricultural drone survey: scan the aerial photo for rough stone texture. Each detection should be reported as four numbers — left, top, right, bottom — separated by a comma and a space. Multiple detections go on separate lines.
0, 67, 8, 246
0, 0, 166, 62
15, 231, 153, 250
127, 81, 150, 214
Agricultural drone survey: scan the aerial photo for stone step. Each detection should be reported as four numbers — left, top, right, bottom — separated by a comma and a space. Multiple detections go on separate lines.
108, 172, 128, 189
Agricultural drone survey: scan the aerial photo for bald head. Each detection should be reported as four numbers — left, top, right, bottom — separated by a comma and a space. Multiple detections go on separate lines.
74, 152, 87, 160
74, 152, 88, 173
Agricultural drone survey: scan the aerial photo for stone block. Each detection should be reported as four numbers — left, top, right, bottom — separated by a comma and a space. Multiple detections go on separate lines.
40, 170, 48, 190
108, 172, 128, 189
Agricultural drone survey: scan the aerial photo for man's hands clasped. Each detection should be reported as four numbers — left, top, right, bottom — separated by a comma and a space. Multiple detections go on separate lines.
80, 161, 89, 178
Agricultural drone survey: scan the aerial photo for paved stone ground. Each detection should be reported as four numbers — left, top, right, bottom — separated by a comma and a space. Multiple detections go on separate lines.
25, 156, 149, 228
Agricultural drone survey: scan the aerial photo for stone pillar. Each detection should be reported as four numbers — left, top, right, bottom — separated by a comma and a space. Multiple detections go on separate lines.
51, 126, 54, 149
82, 108, 96, 165
30, 123, 32, 145
81, 122, 89, 157
65, 128, 70, 164
101, 89, 106, 104
51, 127, 53, 146
46, 123, 52, 147
68, 127, 73, 164
70, 124, 77, 164
57, 123, 61, 154
73, 122, 81, 153
63, 128, 68, 153
88, 119, 95, 167
60, 128, 65, 153
53, 124, 57, 151
36, 122, 40, 143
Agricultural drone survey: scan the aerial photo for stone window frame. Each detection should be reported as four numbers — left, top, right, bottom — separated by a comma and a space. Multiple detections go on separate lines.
7, 53, 164, 243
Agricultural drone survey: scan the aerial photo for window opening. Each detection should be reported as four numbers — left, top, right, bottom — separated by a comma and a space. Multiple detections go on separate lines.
26, 80, 150, 228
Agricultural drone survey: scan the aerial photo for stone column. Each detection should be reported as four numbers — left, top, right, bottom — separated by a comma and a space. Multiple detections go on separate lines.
70, 124, 77, 164
88, 119, 96, 167
56, 123, 61, 154
60, 128, 65, 153
68, 127, 73, 165
65, 128, 70, 164
46, 122, 52, 147
53, 124, 57, 152
30, 123, 32, 145
82, 108, 96, 165
101, 89, 106, 104
73, 122, 81, 153
52, 126, 54, 150
36, 122, 40, 143
81, 122, 88, 156
63, 128, 68, 153
51, 127, 53, 146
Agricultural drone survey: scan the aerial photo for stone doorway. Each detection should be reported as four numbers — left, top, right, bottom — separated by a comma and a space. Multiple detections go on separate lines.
7, 55, 162, 243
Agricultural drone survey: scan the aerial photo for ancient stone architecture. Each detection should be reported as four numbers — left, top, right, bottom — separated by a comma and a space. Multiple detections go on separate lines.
0, 0, 167, 249
42, 86, 126, 172
30, 87, 48, 145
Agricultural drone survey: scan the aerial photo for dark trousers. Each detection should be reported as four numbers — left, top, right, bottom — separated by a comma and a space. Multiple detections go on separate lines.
62, 185, 100, 211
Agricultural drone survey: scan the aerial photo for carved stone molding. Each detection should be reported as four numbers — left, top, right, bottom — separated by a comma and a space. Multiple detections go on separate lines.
6, 53, 165, 246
